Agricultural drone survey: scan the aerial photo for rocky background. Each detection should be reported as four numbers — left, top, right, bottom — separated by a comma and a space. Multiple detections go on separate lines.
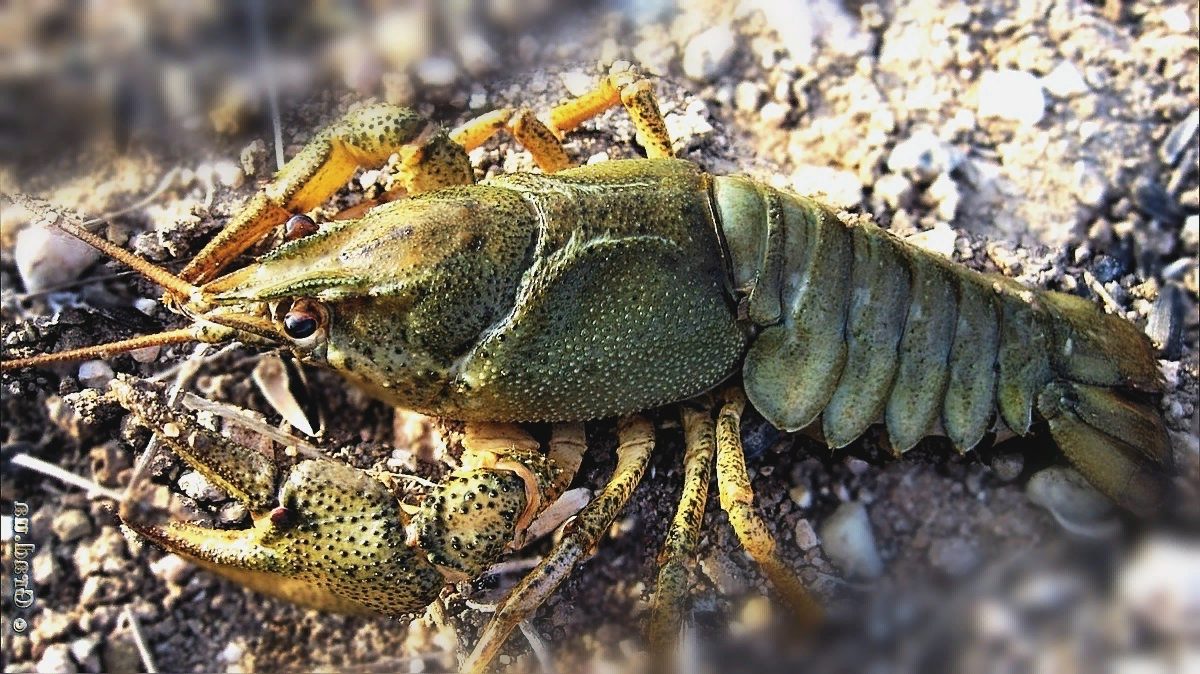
2, 1, 1198, 673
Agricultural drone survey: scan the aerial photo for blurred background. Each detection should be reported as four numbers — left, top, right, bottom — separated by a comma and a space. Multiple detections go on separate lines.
1, 1, 1198, 673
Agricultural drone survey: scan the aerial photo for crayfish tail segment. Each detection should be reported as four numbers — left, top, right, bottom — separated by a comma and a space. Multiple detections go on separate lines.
716, 388, 823, 626
1038, 382, 1172, 516
462, 415, 655, 674
649, 398, 717, 659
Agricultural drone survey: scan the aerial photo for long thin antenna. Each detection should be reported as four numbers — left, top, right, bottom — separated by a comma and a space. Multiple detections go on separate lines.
0, 328, 199, 371
52, 219, 200, 299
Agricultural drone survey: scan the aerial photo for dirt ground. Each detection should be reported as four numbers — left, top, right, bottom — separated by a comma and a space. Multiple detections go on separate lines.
2, 1, 1198, 673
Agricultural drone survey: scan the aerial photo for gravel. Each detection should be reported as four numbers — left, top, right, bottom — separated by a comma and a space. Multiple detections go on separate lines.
1, 1, 1196, 672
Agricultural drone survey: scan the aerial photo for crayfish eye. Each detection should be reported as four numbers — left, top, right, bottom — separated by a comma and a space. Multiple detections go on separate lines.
285, 214, 318, 241
284, 312, 317, 339
279, 298, 329, 347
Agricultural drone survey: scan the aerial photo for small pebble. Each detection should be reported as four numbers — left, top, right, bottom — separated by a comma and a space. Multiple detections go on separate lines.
926, 173, 961, 221
1091, 254, 1128, 283
240, 139, 267, 177
1071, 160, 1109, 207
150, 553, 195, 585
133, 298, 159, 316
1013, 572, 1085, 612
383, 72, 416, 106
819, 501, 884, 579
1160, 109, 1199, 165
69, 637, 100, 674
1026, 466, 1114, 527
414, 57, 459, 88
102, 633, 142, 674
219, 501, 248, 525
32, 546, 57, 585
887, 129, 960, 182
874, 173, 915, 210
372, 8, 430, 69
36, 643, 76, 674
791, 164, 863, 210
130, 345, 160, 363
989, 452, 1024, 481
977, 69, 1046, 125
699, 549, 748, 595
15, 223, 101, 294
560, 71, 595, 98
457, 33, 498, 77
1040, 61, 1089, 98
77, 361, 114, 389
975, 600, 1021, 645
34, 609, 73, 643
682, 26, 738, 81
1118, 536, 1200, 636
906, 222, 957, 258
789, 484, 813, 509
759, 101, 788, 127
793, 518, 820, 550
928, 537, 979, 577
1146, 283, 1185, 359
1132, 175, 1179, 223
212, 160, 244, 189
734, 81, 762, 112
178, 471, 226, 502
1181, 215, 1199, 252
51, 509, 93, 543
739, 596, 773, 631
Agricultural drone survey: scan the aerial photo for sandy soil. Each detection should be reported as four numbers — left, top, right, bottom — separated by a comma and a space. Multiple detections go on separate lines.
2, 2, 1198, 673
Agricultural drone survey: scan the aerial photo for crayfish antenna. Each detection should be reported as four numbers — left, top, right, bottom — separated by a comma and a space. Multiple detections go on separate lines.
0, 212, 220, 372
52, 218, 201, 301
0, 328, 205, 371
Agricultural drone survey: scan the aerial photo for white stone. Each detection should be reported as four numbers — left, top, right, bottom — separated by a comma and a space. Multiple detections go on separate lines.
15, 222, 101, 294
457, 33, 499, 77
560, 71, 595, 98
819, 501, 883, 579
793, 518, 820, 550
1041, 61, 1089, 98
978, 69, 1046, 125
682, 25, 738, 81
212, 160, 244, 188
414, 57, 459, 88
888, 129, 960, 181
734, 81, 762, 112
78, 361, 115, 389
1118, 537, 1200, 636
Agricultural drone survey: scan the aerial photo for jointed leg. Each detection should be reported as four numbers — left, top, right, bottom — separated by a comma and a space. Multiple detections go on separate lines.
547, 422, 587, 497
462, 415, 656, 674
716, 388, 823, 626
181, 105, 474, 285
450, 108, 570, 173
548, 72, 674, 159
649, 397, 717, 659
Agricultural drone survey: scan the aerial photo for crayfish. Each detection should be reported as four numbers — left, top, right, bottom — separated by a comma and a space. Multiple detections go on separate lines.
1, 70, 1173, 672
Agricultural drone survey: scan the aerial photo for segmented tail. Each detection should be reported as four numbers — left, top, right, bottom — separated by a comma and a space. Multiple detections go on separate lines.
713, 177, 1172, 513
